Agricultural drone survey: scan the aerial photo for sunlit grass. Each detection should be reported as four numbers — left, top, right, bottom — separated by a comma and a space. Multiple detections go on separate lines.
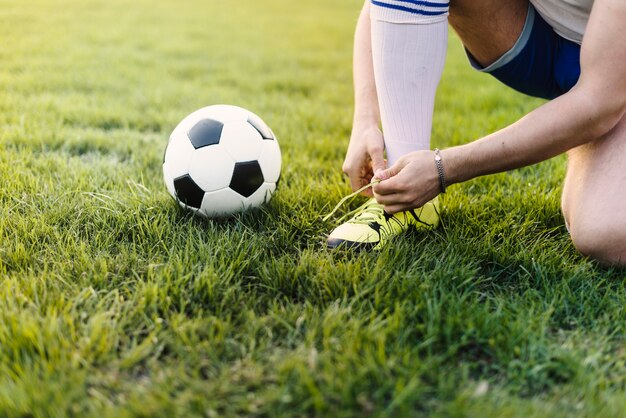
0, 0, 625, 416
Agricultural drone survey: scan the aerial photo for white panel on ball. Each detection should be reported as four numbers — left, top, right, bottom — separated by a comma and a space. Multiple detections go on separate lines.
200, 187, 248, 218
257, 140, 282, 183
188, 146, 236, 192
220, 121, 263, 162
247, 183, 277, 208
163, 136, 196, 196
247, 112, 274, 139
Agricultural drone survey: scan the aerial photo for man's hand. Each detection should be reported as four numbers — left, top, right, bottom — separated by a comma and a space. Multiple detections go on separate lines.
372, 150, 440, 213
342, 125, 386, 196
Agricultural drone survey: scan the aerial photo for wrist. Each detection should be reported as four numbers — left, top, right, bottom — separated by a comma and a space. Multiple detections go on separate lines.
353, 106, 380, 128
433, 148, 447, 193
353, 116, 380, 129
438, 145, 475, 186
352, 118, 380, 134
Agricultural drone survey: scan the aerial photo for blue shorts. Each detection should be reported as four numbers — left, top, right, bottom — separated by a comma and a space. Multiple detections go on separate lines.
467, 5, 581, 100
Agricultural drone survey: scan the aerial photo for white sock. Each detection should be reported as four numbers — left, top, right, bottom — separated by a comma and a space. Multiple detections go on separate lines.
370, 2, 448, 166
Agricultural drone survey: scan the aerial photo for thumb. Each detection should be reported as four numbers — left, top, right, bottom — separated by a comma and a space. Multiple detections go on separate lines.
374, 158, 406, 181
370, 151, 386, 174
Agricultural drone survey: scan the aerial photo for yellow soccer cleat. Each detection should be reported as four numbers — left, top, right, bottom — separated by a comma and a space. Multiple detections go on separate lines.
326, 196, 440, 250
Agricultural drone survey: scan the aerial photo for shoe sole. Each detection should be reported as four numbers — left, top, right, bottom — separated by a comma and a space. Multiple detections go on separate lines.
326, 237, 377, 251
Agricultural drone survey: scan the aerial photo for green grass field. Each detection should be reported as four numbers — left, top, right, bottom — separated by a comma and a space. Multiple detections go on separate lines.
1, 0, 625, 416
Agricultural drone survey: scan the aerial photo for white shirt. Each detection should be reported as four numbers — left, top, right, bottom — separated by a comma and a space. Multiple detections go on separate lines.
530, 0, 594, 44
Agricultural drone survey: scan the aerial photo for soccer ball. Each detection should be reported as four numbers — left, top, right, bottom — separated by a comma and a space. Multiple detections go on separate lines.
163, 105, 281, 218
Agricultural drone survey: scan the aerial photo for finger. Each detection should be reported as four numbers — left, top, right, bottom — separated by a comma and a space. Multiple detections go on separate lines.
373, 191, 400, 205
382, 204, 407, 214
372, 175, 404, 195
362, 174, 374, 196
373, 184, 410, 202
374, 158, 406, 181
369, 147, 386, 174
348, 173, 365, 193
343, 162, 365, 191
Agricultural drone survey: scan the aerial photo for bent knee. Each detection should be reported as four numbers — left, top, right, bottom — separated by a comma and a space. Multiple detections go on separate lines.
568, 219, 626, 266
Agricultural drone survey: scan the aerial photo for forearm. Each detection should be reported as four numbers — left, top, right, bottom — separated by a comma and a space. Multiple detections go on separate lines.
445, 0, 626, 185
445, 86, 625, 184
353, 1, 380, 128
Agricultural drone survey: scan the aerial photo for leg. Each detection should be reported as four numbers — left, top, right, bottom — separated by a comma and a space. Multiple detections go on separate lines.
448, 0, 626, 265
327, 2, 449, 250
370, 4, 448, 165
372, 0, 529, 164
449, 0, 528, 67
562, 115, 626, 266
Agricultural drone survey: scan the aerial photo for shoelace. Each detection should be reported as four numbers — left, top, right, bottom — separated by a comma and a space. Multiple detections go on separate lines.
344, 200, 385, 225
322, 180, 381, 222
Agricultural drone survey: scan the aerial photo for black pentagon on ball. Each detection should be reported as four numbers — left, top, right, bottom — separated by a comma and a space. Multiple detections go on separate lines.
229, 160, 264, 198
187, 118, 224, 149
174, 174, 205, 209
247, 117, 274, 140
